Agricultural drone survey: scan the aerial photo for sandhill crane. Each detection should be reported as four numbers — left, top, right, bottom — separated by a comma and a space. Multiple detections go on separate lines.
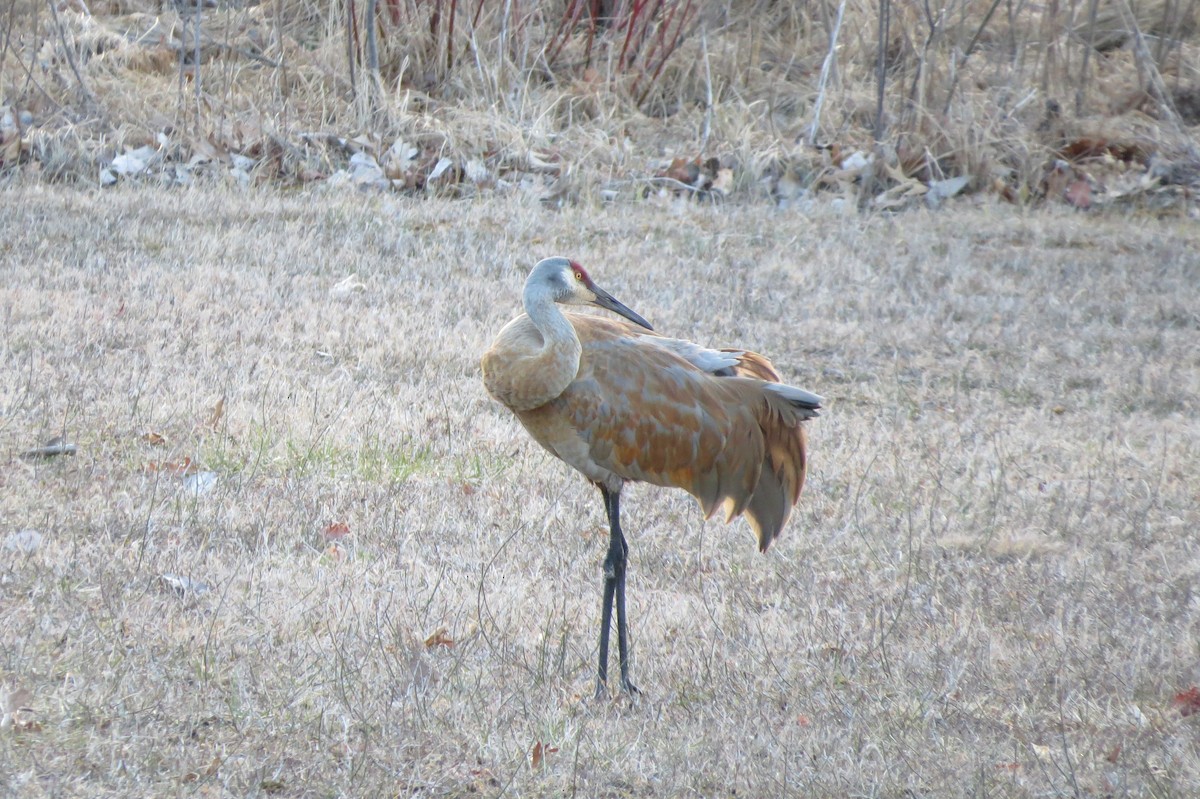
482, 256, 822, 698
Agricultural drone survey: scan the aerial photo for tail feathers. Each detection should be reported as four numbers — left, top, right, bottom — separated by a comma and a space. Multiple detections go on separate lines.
744, 421, 808, 551
688, 382, 813, 552
719, 348, 781, 382
684, 356, 820, 552
694, 432, 761, 523
722, 350, 823, 420
765, 383, 823, 419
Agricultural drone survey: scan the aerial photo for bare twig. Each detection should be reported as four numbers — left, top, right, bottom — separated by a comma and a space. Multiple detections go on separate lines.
699, 25, 712, 151
1115, 0, 1200, 158
346, 0, 359, 101
940, 0, 1004, 115
2, 3, 63, 112
429, 0, 442, 72
874, 0, 891, 142
1, 0, 18, 81
545, 0, 587, 67
192, 0, 202, 127
447, 0, 458, 73
366, 0, 379, 76
617, 0, 645, 71
634, 0, 696, 105
1076, 0, 1101, 115
44, 0, 97, 107
906, 0, 943, 122
809, 0, 847, 146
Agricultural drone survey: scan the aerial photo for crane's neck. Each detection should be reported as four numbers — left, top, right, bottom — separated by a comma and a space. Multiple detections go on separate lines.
499, 280, 581, 410
524, 282, 579, 348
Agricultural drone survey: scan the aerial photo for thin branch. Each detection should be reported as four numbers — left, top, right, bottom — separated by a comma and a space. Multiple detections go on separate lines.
1115, 0, 1200, 158
193, 0, 202, 126
809, 0, 847, 146
545, 0, 587, 67
617, 0, 645, 71
447, 0, 457, 73
941, 0, 1004, 115
45, 0, 97, 107
346, 0, 358, 101
874, 0, 890, 142
1076, 0, 1100, 115
2, 5, 64, 112
634, 0, 696, 105
366, 0, 381, 112
699, 25, 712, 151
633, 0, 671, 74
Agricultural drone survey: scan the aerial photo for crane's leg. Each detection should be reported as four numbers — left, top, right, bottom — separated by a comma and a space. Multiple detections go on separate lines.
595, 485, 639, 699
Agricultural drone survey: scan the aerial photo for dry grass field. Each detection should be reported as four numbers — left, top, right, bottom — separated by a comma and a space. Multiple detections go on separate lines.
1, 186, 1199, 797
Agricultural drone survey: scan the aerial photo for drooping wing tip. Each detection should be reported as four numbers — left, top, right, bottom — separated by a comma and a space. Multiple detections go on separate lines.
766, 383, 824, 417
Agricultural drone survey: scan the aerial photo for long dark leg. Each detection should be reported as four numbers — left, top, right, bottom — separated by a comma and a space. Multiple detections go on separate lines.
595, 485, 639, 699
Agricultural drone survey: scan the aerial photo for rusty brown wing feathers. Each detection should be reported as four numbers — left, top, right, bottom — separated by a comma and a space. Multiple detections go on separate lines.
553, 316, 811, 550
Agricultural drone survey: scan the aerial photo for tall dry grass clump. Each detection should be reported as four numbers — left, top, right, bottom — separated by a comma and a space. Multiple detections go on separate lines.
1, 0, 1198, 202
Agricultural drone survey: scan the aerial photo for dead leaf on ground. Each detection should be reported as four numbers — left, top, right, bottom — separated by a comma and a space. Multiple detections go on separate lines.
710, 168, 734, 198
206, 396, 225, 429
530, 740, 559, 770
323, 521, 351, 541
1065, 178, 1093, 209
1174, 686, 1200, 717
653, 156, 727, 200
424, 628, 455, 649
663, 156, 701, 185
142, 431, 168, 446
145, 457, 198, 477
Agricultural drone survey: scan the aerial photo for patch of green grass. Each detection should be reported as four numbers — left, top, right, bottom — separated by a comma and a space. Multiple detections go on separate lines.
281, 435, 433, 482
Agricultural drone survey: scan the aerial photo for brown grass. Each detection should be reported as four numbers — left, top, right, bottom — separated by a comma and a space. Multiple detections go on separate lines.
1, 186, 1198, 796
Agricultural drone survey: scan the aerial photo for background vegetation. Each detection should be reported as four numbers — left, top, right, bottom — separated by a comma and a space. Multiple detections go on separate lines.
1, 0, 1198, 206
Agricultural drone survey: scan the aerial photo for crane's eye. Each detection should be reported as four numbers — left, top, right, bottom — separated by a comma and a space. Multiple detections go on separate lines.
573, 271, 583, 282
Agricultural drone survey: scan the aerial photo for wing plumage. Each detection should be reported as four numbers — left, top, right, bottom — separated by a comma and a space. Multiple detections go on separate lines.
514, 313, 819, 551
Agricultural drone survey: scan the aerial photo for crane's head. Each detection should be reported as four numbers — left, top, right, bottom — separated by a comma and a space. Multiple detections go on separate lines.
528, 256, 653, 330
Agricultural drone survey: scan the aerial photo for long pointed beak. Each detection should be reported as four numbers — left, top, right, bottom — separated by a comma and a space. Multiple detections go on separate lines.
590, 285, 653, 331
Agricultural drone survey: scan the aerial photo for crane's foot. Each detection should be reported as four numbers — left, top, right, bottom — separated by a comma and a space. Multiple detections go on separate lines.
593, 677, 641, 702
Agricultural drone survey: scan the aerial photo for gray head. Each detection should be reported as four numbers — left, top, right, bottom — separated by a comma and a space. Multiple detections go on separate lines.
526, 257, 653, 330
